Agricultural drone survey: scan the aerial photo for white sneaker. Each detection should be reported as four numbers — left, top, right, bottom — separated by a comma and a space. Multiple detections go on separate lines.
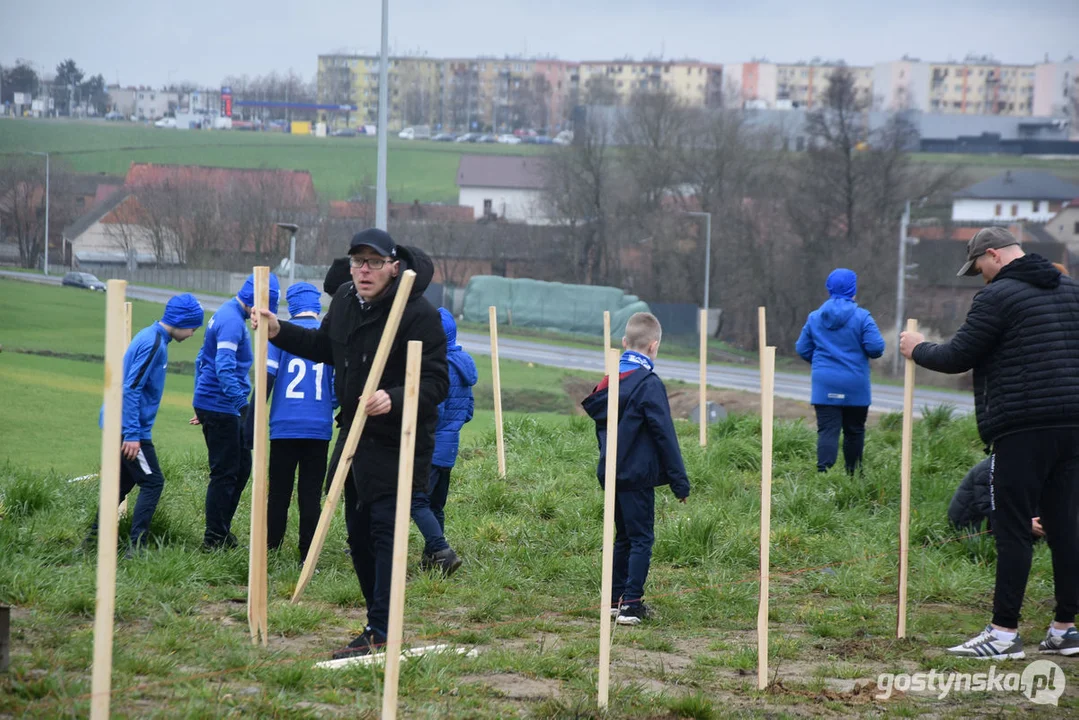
947, 625, 1025, 660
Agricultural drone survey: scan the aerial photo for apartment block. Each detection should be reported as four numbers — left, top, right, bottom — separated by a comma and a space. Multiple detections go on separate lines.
576, 60, 723, 107
317, 54, 443, 129
724, 61, 871, 109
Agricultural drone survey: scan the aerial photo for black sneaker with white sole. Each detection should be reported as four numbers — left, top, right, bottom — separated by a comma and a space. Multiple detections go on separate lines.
421, 548, 462, 577
946, 625, 1025, 660
616, 602, 653, 626
332, 626, 388, 660
1039, 627, 1079, 656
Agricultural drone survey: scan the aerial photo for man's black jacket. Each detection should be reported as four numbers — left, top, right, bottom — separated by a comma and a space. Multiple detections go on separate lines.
272, 246, 449, 501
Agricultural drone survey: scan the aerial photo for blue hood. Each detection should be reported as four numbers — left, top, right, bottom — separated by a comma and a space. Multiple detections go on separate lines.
819, 297, 858, 329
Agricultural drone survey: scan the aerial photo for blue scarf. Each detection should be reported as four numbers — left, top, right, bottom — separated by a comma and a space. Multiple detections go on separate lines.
619, 350, 654, 374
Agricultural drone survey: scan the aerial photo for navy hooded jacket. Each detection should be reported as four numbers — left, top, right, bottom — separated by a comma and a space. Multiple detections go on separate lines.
433, 309, 478, 468
581, 363, 690, 497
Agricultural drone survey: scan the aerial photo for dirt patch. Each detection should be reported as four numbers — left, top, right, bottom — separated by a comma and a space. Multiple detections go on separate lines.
458, 673, 562, 700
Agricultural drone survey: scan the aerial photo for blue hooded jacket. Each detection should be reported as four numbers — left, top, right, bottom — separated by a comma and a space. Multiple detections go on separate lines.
193, 298, 254, 415
113, 323, 174, 441
432, 309, 478, 468
795, 269, 885, 407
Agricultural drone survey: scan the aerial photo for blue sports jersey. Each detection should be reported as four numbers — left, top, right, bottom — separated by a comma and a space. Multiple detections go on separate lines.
193, 298, 253, 415
268, 316, 336, 440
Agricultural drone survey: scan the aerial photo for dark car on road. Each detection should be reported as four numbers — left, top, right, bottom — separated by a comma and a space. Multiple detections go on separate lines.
62, 272, 106, 291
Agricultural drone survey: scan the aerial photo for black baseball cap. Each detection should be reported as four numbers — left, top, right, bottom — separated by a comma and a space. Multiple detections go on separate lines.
957, 227, 1019, 277
349, 228, 397, 258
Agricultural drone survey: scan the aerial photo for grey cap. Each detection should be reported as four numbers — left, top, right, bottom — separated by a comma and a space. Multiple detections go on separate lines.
957, 226, 1020, 277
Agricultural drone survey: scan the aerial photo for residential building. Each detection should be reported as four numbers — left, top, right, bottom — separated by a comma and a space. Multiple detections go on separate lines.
317, 54, 443, 130
724, 61, 778, 108
951, 171, 1079, 223
106, 86, 137, 117
1045, 203, 1079, 252
775, 62, 873, 109
455, 155, 549, 223
1034, 58, 1079, 120
576, 59, 723, 107
134, 90, 179, 120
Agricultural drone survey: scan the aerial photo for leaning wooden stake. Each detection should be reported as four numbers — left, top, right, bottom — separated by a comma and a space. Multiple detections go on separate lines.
603, 310, 611, 357
757, 346, 776, 690
897, 318, 917, 639
597, 348, 621, 710
489, 306, 506, 478
117, 302, 134, 520
248, 267, 270, 645
291, 270, 416, 602
699, 308, 708, 447
382, 340, 422, 720
90, 280, 126, 720
758, 306, 767, 362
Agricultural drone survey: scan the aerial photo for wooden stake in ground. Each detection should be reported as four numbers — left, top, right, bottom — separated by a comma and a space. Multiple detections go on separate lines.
897, 318, 917, 639
758, 306, 767, 357
117, 301, 134, 520
603, 310, 611, 357
247, 267, 270, 646
381, 340, 422, 720
291, 270, 417, 603
90, 279, 126, 720
597, 347, 621, 710
489, 305, 506, 478
757, 346, 776, 691
699, 308, 708, 447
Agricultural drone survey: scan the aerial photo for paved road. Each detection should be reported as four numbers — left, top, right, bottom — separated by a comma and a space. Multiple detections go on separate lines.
2, 270, 973, 416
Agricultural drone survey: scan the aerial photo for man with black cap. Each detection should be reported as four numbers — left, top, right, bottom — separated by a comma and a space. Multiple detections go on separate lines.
193, 272, 281, 551
84, 293, 205, 557
253, 228, 448, 659
900, 226, 1079, 660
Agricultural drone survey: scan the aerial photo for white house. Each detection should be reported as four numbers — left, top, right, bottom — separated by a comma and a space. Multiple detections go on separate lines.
455, 155, 549, 224
951, 171, 1079, 223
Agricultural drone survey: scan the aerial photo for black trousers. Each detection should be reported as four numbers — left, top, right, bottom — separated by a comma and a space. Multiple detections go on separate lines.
197, 407, 252, 546
268, 438, 329, 562
814, 405, 868, 474
990, 427, 1079, 628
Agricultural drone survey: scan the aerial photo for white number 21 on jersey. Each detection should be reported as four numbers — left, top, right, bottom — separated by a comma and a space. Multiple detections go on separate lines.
284, 358, 324, 401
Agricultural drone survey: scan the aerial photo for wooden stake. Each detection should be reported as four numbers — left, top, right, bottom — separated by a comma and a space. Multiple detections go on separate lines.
757, 346, 776, 691
597, 348, 620, 710
699, 308, 708, 447
603, 310, 611, 357
897, 318, 917, 639
118, 301, 134, 520
248, 267, 270, 646
757, 306, 767, 360
90, 279, 126, 720
291, 270, 417, 603
381, 340, 422, 720
489, 306, 506, 478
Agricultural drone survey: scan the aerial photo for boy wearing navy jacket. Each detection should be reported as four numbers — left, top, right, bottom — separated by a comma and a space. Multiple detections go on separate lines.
266, 282, 336, 564
86, 294, 204, 555
582, 312, 690, 625
193, 272, 280, 550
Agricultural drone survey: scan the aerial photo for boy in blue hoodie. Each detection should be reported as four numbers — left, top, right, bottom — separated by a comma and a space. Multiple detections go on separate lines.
795, 268, 885, 474
582, 312, 690, 625
193, 272, 280, 550
85, 294, 205, 555
265, 282, 336, 565
411, 308, 477, 575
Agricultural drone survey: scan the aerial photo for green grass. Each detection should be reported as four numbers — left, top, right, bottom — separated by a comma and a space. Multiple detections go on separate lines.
0, 118, 545, 202
4, 277, 1078, 717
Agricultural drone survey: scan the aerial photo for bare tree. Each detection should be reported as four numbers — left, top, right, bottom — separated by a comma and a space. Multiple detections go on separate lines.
584, 75, 620, 106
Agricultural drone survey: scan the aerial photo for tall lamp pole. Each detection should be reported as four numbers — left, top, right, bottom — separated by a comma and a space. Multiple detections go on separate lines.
375, 0, 389, 230
276, 223, 300, 286
686, 211, 713, 311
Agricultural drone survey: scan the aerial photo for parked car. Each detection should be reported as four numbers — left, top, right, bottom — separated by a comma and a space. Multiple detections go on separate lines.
62, 272, 106, 291
455, 133, 478, 143
154, 117, 177, 129
553, 130, 574, 145
497, 134, 522, 145
533, 136, 554, 145
432, 132, 457, 142
331, 127, 358, 137
398, 125, 431, 140
475, 134, 497, 143
104, 111, 125, 121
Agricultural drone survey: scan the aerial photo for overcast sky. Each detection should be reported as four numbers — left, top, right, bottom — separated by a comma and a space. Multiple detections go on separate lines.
2, 0, 1077, 88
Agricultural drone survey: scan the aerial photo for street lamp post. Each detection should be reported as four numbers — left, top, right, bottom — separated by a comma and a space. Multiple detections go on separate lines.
375, 0, 389, 230
276, 222, 300, 286
685, 211, 712, 311
28, 151, 49, 275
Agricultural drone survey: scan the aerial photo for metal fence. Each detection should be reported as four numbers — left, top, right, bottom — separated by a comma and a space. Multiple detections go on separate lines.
80, 266, 242, 295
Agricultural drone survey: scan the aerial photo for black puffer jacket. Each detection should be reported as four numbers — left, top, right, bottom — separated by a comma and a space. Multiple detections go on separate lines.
272, 246, 449, 501
913, 253, 1079, 445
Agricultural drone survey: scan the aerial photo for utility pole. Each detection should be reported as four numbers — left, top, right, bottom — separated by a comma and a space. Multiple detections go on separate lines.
685, 211, 713, 312
28, 152, 50, 274
375, 0, 390, 231
893, 200, 911, 375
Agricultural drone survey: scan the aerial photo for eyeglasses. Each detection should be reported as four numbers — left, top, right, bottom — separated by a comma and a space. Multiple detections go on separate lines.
350, 257, 389, 270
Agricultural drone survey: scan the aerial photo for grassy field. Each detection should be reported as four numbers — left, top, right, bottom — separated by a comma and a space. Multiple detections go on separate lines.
3, 118, 1078, 206
4, 287, 1079, 716
0, 118, 543, 203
